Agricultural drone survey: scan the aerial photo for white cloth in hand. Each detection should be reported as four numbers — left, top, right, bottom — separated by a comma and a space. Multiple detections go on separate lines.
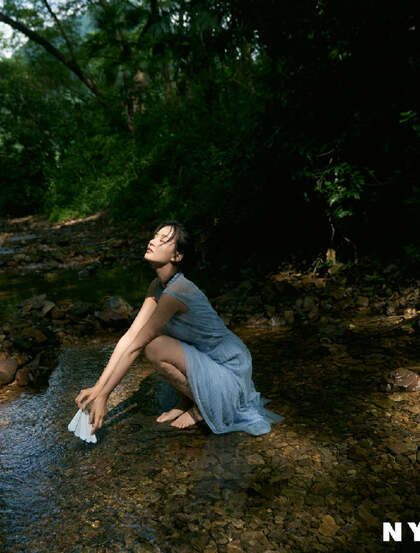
68, 408, 97, 443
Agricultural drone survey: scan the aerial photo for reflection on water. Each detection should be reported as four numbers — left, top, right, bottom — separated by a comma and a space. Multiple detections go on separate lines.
6, 234, 39, 243
0, 343, 258, 552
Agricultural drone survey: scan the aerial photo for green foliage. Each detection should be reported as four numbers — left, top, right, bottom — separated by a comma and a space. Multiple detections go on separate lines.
44, 106, 136, 221
314, 161, 368, 220
0, 58, 69, 215
400, 110, 420, 136
0, 0, 419, 266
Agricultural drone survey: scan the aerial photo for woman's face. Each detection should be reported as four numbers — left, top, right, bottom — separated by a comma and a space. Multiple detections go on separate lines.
144, 225, 182, 266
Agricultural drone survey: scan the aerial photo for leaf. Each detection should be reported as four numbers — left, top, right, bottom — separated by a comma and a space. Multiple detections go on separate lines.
335, 209, 353, 219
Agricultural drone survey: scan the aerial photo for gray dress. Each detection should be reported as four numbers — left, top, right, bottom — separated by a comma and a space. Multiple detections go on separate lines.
154, 271, 284, 436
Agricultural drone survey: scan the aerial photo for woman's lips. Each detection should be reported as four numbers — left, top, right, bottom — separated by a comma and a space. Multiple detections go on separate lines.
146, 247, 153, 252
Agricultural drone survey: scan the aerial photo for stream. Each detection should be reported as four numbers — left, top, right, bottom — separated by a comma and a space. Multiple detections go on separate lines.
0, 238, 265, 553
0, 339, 262, 553
1, 224, 418, 553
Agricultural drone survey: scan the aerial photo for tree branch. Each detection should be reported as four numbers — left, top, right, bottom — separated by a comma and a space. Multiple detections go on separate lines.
40, 0, 76, 60
0, 11, 103, 97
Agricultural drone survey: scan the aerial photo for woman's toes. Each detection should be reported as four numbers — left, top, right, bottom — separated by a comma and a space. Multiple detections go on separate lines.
156, 408, 184, 423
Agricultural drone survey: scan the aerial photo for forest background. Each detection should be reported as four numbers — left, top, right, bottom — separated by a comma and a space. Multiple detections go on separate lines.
0, 0, 419, 276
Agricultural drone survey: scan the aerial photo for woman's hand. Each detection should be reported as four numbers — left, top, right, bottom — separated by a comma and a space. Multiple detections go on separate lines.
88, 395, 108, 434
75, 385, 100, 411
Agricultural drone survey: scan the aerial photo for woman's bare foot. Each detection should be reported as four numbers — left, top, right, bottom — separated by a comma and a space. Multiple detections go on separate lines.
156, 397, 192, 423
170, 405, 203, 429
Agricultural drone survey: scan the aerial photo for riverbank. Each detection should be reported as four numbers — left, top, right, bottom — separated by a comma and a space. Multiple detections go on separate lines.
1, 212, 419, 390
0, 212, 419, 553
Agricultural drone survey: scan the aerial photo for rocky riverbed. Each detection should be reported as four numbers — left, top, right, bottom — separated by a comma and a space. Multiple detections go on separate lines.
0, 213, 419, 553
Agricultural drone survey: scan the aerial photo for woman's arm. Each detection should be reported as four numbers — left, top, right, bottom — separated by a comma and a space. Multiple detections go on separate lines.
94, 296, 158, 391
96, 293, 185, 398
76, 280, 158, 409
80, 293, 187, 433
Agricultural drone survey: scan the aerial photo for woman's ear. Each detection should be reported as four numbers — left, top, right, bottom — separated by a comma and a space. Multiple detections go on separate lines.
173, 250, 184, 263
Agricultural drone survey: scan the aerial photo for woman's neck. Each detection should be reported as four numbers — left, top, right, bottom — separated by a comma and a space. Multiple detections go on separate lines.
156, 267, 179, 288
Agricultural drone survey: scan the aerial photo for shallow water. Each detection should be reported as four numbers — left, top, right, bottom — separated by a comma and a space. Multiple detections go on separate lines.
0, 343, 262, 553
6, 234, 39, 243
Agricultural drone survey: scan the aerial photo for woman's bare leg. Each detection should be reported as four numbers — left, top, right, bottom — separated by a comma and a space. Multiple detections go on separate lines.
144, 336, 203, 426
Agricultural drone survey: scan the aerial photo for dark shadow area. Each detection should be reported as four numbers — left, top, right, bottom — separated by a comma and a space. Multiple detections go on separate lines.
238, 323, 419, 552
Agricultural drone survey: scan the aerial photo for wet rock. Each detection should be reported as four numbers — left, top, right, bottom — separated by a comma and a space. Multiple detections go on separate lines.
78, 261, 101, 279
244, 314, 268, 327
0, 358, 18, 385
12, 334, 36, 351
246, 453, 265, 465
386, 302, 397, 315
404, 307, 417, 319
20, 294, 47, 310
15, 253, 28, 263
371, 300, 385, 313
284, 310, 295, 325
15, 365, 32, 386
386, 439, 417, 456
269, 316, 285, 327
41, 300, 56, 316
15, 352, 40, 386
51, 307, 67, 319
318, 515, 339, 537
240, 530, 271, 552
44, 271, 59, 282
385, 367, 420, 392
94, 296, 133, 326
356, 296, 369, 307
328, 262, 346, 276
357, 503, 379, 528
330, 288, 346, 300
21, 327, 48, 344
226, 544, 244, 553
70, 300, 95, 317
212, 293, 236, 309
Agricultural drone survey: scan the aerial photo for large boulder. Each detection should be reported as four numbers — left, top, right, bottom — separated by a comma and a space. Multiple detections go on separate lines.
385, 367, 420, 392
15, 352, 41, 386
0, 358, 18, 385
94, 296, 133, 327
69, 300, 95, 317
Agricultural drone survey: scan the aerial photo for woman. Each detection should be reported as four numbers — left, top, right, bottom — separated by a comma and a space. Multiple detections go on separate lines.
76, 220, 284, 435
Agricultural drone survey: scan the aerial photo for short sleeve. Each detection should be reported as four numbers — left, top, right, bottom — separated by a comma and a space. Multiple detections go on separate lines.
162, 276, 197, 309
145, 277, 159, 301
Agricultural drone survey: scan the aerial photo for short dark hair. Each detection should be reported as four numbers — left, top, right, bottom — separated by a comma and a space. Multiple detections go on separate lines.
153, 219, 190, 270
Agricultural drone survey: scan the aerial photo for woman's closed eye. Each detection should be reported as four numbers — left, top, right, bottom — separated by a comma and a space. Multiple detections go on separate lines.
152, 234, 170, 244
